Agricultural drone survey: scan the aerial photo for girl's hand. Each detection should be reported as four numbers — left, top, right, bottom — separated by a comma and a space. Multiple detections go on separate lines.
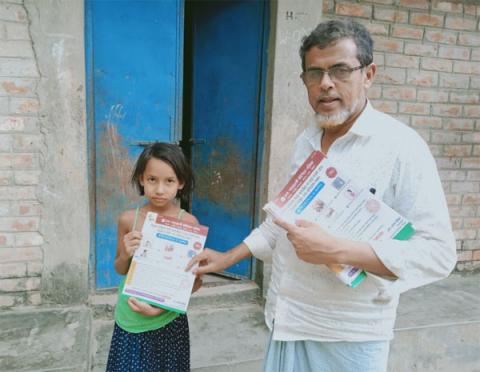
123, 231, 142, 258
127, 297, 165, 316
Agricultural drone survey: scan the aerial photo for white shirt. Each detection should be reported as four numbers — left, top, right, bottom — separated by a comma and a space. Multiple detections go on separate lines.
244, 101, 457, 342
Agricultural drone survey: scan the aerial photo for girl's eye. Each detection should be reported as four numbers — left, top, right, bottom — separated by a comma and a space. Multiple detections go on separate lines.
148, 177, 156, 183
167, 179, 175, 184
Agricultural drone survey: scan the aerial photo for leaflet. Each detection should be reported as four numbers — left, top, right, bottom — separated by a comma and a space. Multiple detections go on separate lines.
264, 151, 414, 287
123, 212, 208, 313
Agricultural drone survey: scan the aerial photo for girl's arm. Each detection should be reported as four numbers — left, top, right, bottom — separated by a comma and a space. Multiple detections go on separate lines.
114, 211, 142, 275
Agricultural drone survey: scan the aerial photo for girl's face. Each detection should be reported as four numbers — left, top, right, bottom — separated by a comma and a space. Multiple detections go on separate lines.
140, 158, 184, 209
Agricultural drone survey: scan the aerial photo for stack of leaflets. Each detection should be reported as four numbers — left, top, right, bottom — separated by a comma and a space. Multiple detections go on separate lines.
264, 151, 414, 288
123, 212, 208, 313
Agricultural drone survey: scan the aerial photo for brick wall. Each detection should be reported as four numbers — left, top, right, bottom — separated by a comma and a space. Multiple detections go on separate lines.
323, 0, 480, 271
0, 1, 43, 307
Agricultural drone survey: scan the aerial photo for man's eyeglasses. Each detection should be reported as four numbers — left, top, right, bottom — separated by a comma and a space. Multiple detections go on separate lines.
301, 65, 365, 86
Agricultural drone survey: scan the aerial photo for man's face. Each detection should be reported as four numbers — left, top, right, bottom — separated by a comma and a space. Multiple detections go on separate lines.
302, 38, 375, 129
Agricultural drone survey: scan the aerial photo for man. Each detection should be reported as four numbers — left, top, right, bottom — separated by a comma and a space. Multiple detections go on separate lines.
188, 19, 456, 371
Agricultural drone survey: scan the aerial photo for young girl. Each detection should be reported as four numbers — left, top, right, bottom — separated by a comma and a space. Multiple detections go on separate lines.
106, 142, 200, 372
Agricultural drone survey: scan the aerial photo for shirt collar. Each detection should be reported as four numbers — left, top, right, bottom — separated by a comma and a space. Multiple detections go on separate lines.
305, 99, 377, 148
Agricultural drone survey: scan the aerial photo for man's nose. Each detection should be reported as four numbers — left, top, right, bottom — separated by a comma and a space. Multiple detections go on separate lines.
319, 71, 335, 90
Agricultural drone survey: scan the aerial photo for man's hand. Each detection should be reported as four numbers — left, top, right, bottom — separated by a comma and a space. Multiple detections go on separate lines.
185, 248, 231, 276
127, 297, 165, 316
274, 218, 343, 265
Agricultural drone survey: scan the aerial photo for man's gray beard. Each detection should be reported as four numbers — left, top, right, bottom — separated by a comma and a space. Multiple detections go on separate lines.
314, 109, 351, 129
314, 99, 361, 129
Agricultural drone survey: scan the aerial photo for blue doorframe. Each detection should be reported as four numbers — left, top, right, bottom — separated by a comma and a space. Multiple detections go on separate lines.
86, 0, 184, 288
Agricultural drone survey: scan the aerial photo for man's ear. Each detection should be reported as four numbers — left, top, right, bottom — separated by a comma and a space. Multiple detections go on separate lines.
364, 63, 376, 89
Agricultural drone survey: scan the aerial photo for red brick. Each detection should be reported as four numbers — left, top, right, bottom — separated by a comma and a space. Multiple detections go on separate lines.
463, 240, 480, 250
453, 61, 480, 75
438, 170, 466, 181
473, 145, 480, 157
464, 106, 480, 117
383, 86, 416, 100
0, 262, 26, 279
404, 43, 438, 57
449, 205, 476, 217
399, 102, 430, 114
407, 70, 438, 86
431, 130, 462, 143
411, 116, 442, 128
463, 157, 480, 169
439, 73, 469, 88
373, 7, 408, 23
443, 145, 472, 157
374, 37, 404, 53
9, 98, 40, 115
0, 247, 43, 263
450, 218, 462, 230
463, 194, 480, 205
371, 100, 398, 113
323, 0, 334, 13
443, 118, 475, 131
436, 157, 462, 169
472, 78, 480, 90
472, 49, 480, 62
432, 104, 462, 117
0, 186, 36, 200
450, 93, 479, 104
432, 1, 463, 13
335, 3, 372, 18
10, 201, 41, 216
392, 25, 424, 40
399, 0, 429, 9
445, 15, 477, 30
463, 5, 478, 16
411, 13, 444, 27
473, 250, 480, 260
15, 232, 43, 247
464, 218, 480, 229
0, 116, 25, 132
457, 250, 473, 262
454, 230, 476, 240
417, 89, 448, 102
438, 45, 470, 60
425, 30, 457, 44
385, 54, 419, 68
421, 57, 452, 72
467, 171, 480, 181
367, 86, 381, 99
458, 32, 480, 46
364, 22, 389, 36
375, 67, 406, 85
445, 194, 462, 205
0, 217, 39, 231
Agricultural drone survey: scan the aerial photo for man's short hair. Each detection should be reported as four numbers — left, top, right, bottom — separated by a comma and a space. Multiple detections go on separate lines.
299, 19, 374, 72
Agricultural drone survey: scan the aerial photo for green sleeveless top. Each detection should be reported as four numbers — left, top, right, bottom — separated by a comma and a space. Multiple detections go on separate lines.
114, 207, 186, 333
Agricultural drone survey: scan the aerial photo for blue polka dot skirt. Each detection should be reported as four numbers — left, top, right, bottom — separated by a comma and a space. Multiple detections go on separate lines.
106, 314, 190, 371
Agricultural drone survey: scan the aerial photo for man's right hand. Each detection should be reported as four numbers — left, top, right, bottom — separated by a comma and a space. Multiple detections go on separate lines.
186, 248, 230, 276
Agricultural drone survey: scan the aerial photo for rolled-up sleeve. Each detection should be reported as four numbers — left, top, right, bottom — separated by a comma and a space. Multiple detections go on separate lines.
370, 136, 457, 295
243, 218, 282, 263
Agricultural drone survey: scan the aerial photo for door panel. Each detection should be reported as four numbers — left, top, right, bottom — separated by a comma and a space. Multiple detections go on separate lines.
189, 1, 267, 277
88, 0, 183, 288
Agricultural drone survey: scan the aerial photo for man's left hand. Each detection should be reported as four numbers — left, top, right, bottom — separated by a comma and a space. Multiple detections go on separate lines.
274, 219, 343, 265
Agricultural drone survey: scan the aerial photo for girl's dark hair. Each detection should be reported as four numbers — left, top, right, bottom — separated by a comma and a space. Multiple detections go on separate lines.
131, 142, 194, 203
299, 19, 374, 72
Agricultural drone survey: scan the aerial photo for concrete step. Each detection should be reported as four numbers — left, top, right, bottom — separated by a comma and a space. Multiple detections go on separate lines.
90, 276, 268, 371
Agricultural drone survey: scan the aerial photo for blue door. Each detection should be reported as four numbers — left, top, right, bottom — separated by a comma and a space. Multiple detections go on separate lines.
186, 1, 268, 277
86, 0, 184, 288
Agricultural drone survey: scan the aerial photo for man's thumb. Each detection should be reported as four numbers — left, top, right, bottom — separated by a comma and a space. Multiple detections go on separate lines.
295, 219, 315, 228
